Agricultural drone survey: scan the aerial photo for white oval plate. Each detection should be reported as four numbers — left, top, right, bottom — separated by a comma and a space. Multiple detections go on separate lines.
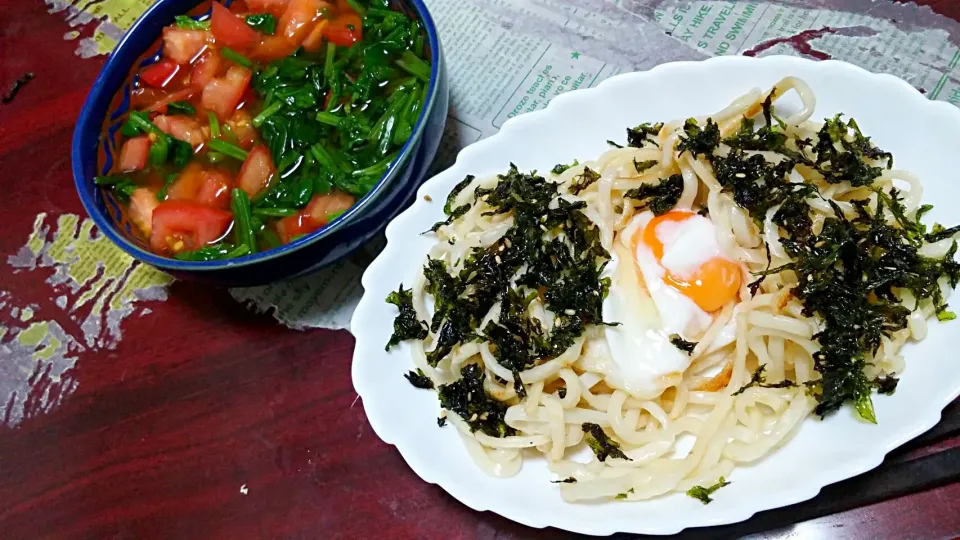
350, 55, 960, 536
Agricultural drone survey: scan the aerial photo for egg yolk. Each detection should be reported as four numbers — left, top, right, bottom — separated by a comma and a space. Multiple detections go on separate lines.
633, 210, 741, 312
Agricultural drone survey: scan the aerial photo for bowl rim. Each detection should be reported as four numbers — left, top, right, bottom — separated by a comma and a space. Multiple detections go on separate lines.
71, 0, 444, 271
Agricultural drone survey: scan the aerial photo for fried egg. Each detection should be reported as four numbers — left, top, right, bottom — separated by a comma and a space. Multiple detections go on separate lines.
597, 210, 742, 398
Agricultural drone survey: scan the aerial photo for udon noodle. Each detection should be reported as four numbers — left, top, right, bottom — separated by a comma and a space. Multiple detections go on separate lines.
399, 77, 954, 502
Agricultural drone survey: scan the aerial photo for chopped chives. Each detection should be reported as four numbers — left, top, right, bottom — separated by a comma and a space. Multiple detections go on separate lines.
345, 0, 366, 16
207, 139, 249, 161
395, 50, 430, 82
324, 42, 336, 82
207, 111, 221, 138
148, 135, 170, 166
157, 173, 177, 201
252, 101, 282, 127
221, 47, 254, 68
351, 151, 397, 178
167, 101, 196, 115
123, 111, 164, 137
315, 111, 342, 127
94, 175, 129, 185
231, 189, 257, 254
174, 15, 210, 30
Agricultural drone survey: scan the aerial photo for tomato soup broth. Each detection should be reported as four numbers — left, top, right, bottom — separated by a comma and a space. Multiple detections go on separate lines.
99, 0, 430, 261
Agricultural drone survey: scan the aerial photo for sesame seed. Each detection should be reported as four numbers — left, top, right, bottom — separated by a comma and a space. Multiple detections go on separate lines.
735, 173, 746, 178
565, 309, 575, 315
504, 239, 512, 247
424, 194, 433, 202
470, 413, 478, 422
495, 255, 502, 264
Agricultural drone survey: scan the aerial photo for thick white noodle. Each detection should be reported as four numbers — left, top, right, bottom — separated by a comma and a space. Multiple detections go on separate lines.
403, 76, 948, 502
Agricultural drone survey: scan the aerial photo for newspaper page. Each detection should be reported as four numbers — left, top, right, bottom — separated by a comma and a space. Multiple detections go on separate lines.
230, 0, 960, 330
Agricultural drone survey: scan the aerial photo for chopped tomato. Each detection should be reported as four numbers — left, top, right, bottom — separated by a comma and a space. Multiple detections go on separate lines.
250, 35, 299, 62
301, 20, 328, 52
190, 50, 222, 89
144, 87, 198, 113
139, 59, 180, 88
153, 114, 206, 148
237, 145, 275, 197
201, 65, 252, 119
118, 136, 151, 171
195, 169, 234, 209
276, 213, 312, 244
279, 0, 325, 43
129, 188, 160, 237
306, 191, 355, 223
323, 13, 362, 47
211, 2, 260, 49
150, 201, 233, 254
166, 163, 207, 201
162, 27, 208, 64
276, 192, 354, 243
227, 109, 258, 149
247, 0, 291, 17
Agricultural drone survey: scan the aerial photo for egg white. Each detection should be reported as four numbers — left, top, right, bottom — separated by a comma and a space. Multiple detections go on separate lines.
597, 211, 738, 398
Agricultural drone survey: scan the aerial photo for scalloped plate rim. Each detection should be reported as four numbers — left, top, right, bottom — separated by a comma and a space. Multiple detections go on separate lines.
350, 55, 960, 536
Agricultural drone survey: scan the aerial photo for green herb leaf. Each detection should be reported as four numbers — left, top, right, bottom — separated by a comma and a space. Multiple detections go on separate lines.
623, 174, 684, 215
551, 477, 578, 484
626, 122, 663, 148
221, 47, 254, 68
157, 172, 177, 201
245, 13, 277, 35
95, 175, 138, 202
207, 139, 249, 161
873, 375, 899, 395
166, 101, 196, 116
732, 364, 797, 396
438, 364, 515, 437
230, 189, 257, 255
568, 166, 600, 195
633, 159, 657, 174
677, 118, 720, 157
582, 423, 631, 462
403, 368, 433, 389
175, 15, 210, 30
686, 477, 730, 504
386, 284, 428, 350
169, 137, 194, 168
551, 160, 579, 175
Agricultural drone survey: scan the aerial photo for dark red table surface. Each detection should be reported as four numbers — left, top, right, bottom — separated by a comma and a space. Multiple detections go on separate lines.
1, 1, 959, 538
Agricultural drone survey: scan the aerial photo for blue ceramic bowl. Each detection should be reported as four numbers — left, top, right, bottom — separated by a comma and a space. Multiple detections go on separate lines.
73, 0, 448, 287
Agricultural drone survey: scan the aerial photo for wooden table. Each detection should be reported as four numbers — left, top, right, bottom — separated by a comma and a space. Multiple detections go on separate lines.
0, 1, 958, 538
